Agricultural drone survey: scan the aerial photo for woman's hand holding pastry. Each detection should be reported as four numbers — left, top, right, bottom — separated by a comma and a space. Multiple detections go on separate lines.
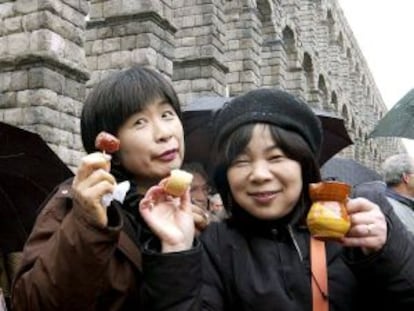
72, 152, 116, 228
140, 182, 195, 253
341, 198, 387, 254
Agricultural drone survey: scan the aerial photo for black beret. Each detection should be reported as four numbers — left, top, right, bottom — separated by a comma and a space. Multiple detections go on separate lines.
213, 88, 323, 156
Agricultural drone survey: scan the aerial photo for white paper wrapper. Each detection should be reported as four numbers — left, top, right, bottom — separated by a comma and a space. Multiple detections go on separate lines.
101, 181, 131, 207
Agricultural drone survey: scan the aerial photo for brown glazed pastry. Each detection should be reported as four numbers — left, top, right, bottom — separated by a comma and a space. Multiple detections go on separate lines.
163, 169, 193, 197
95, 131, 120, 154
306, 181, 351, 240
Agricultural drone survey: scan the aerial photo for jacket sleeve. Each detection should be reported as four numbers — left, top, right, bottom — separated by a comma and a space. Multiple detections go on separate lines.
141, 239, 202, 311
141, 224, 228, 311
11, 185, 123, 311
345, 184, 414, 310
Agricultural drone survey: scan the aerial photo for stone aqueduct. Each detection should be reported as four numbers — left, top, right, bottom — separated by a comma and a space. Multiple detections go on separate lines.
0, 0, 405, 171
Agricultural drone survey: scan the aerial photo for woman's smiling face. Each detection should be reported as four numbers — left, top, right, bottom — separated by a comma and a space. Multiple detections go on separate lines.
227, 124, 303, 220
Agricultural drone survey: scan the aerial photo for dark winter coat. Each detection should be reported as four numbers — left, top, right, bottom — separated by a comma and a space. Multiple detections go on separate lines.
143, 185, 414, 311
11, 178, 141, 311
11, 179, 198, 311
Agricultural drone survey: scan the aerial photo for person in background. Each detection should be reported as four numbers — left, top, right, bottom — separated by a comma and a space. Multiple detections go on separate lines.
182, 162, 210, 210
182, 162, 213, 228
208, 192, 227, 222
381, 153, 414, 234
182, 162, 228, 224
12, 65, 207, 311
139, 88, 414, 311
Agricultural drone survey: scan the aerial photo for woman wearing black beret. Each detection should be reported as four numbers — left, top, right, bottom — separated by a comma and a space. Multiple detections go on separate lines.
140, 88, 414, 311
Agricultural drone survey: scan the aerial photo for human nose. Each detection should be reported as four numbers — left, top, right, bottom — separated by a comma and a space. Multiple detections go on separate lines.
153, 118, 173, 142
249, 160, 273, 182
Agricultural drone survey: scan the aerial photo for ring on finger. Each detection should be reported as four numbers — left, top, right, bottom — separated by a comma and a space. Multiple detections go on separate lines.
366, 223, 374, 235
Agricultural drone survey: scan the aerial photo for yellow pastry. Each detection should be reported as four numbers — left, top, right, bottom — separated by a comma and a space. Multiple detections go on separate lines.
163, 169, 193, 197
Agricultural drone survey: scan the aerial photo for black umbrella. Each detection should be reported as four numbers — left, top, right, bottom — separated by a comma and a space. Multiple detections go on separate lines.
369, 88, 414, 139
321, 157, 382, 186
0, 122, 74, 252
183, 96, 353, 168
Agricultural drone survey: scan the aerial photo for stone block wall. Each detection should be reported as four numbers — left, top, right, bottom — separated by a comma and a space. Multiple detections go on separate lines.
172, 0, 228, 105
0, 0, 90, 170
86, 0, 176, 92
0, 0, 406, 172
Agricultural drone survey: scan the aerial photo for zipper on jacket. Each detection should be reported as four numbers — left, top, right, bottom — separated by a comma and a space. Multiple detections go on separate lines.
288, 225, 304, 262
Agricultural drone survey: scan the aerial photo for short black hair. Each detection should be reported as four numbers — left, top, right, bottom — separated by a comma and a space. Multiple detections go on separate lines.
81, 65, 182, 153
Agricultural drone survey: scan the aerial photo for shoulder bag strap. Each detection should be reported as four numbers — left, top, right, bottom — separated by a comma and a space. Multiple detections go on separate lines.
310, 237, 329, 311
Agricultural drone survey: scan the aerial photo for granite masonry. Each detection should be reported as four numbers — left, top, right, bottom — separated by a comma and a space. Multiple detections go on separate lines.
0, 0, 405, 171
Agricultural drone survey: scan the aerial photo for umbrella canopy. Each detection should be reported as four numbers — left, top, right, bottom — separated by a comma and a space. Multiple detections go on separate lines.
183, 96, 353, 168
369, 88, 414, 139
0, 122, 74, 252
321, 157, 382, 186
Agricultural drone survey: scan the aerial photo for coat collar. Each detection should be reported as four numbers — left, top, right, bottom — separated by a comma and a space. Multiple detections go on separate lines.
386, 188, 414, 210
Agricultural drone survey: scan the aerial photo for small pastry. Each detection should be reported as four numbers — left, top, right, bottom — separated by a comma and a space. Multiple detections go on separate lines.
163, 169, 193, 197
95, 131, 120, 154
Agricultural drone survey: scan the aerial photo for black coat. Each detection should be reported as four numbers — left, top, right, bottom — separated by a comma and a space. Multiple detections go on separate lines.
143, 187, 414, 311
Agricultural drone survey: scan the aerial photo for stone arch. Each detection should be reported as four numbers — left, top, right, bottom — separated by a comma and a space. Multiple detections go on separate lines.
347, 112, 357, 143
346, 47, 353, 69
331, 90, 338, 111
354, 126, 364, 160
354, 63, 360, 75
303, 52, 316, 100
326, 9, 336, 41
283, 25, 296, 51
358, 128, 363, 140
258, 0, 281, 87
318, 74, 329, 109
337, 31, 344, 53
303, 52, 313, 73
341, 103, 350, 123
278, 24, 301, 93
257, 0, 273, 22
351, 118, 356, 131
351, 63, 361, 100
282, 25, 299, 69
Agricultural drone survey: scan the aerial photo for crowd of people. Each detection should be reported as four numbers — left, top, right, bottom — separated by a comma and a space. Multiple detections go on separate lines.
1, 65, 413, 311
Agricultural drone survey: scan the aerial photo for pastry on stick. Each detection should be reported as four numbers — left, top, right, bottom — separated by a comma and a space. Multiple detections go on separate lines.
163, 169, 193, 197
94, 132, 129, 207
95, 131, 120, 154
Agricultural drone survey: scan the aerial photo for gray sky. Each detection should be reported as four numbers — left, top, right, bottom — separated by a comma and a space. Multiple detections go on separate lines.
337, 0, 414, 155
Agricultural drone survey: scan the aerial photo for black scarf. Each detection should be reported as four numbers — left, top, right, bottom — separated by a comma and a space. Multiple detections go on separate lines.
110, 167, 153, 246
